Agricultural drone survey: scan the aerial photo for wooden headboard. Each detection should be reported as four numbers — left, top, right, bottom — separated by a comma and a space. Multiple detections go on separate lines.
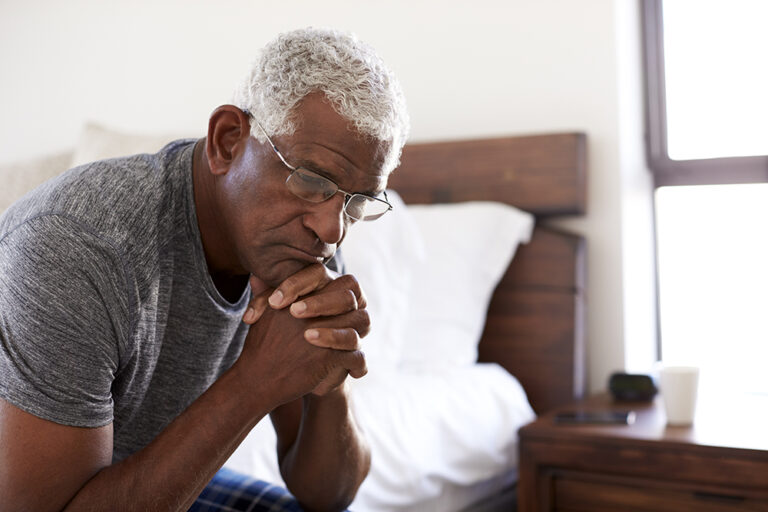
388, 133, 587, 414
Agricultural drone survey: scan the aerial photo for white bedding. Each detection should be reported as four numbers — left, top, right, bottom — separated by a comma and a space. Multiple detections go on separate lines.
225, 364, 534, 511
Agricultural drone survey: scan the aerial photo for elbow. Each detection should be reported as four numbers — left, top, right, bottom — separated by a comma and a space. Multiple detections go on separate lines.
297, 491, 357, 512
292, 448, 371, 512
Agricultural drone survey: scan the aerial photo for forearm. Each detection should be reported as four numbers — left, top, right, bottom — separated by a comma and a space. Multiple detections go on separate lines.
63, 362, 270, 512
278, 383, 371, 512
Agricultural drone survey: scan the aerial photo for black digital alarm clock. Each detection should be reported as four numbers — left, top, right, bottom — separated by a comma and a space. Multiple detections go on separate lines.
608, 372, 658, 402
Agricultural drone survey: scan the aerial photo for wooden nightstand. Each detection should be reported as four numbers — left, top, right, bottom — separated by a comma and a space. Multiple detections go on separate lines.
518, 393, 768, 511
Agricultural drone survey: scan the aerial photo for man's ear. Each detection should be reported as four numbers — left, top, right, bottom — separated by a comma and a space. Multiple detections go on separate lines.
206, 105, 251, 176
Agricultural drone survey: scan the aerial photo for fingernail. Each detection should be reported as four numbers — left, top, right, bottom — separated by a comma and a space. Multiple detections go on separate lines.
244, 307, 256, 323
305, 329, 319, 341
290, 301, 307, 316
269, 290, 284, 308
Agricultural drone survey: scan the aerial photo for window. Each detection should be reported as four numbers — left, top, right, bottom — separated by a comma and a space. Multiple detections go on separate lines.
643, 0, 768, 394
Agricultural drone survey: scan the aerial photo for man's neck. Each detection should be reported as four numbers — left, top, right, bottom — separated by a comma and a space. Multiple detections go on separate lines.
191, 139, 249, 302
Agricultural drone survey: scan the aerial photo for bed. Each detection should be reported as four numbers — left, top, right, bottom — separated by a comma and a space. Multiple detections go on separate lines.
0, 125, 587, 511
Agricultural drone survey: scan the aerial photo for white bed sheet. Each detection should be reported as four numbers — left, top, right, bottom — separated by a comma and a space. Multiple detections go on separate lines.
224, 363, 535, 511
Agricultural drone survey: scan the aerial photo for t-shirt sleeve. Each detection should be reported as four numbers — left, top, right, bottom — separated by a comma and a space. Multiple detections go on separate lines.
0, 214, 131, 427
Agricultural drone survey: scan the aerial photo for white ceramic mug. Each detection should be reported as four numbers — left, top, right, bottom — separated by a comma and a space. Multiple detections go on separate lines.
660, 366, 699, 426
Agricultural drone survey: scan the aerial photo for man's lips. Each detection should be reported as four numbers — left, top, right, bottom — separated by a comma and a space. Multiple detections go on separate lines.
282, 245, 334, 264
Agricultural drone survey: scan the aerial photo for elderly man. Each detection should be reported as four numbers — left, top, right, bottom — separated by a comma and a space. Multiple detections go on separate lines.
0, 28, 409, 512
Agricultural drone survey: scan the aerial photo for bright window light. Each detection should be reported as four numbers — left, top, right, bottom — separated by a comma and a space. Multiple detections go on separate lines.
655, 0, 768, 396
663, 0, 768, 160
656, 184, 768, 394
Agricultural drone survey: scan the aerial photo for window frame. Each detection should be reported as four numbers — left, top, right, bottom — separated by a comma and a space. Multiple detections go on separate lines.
641, 0, 768, 188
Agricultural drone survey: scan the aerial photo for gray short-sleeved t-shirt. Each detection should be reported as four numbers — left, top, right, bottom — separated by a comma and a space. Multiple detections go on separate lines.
0, 140, 250, 462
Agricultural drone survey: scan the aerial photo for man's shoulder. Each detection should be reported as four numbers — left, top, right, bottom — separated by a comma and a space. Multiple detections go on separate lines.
0, 214, 127, 293
1, 139, 195, 252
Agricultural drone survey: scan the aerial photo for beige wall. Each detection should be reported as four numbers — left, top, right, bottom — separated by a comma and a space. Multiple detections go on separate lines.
0, 0, 657, 392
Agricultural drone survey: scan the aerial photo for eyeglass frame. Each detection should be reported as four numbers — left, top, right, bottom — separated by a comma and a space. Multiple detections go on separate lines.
242, 110, 393, 222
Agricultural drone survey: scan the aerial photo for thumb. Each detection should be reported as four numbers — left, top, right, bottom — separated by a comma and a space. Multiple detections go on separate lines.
243, 276, 273, 325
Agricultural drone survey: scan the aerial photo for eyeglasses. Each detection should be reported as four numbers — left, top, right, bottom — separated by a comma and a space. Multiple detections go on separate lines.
250, 117, 393, 222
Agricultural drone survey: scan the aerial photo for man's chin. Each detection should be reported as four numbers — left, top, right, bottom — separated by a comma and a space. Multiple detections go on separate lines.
252, 258, 313, 289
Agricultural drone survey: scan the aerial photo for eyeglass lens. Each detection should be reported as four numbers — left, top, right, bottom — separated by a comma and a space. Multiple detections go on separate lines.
285, 168, 389, 221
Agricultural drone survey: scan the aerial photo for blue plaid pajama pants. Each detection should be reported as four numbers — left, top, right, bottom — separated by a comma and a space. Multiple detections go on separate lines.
189, 467, 352, 512
189, 468, 305, 512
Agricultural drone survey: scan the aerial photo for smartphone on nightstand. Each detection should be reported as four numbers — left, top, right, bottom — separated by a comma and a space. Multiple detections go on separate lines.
553, 410, 636, 425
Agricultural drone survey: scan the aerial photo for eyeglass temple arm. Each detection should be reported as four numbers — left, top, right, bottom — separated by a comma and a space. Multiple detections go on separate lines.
382, 190, 393, 210
242, 109, 298, 171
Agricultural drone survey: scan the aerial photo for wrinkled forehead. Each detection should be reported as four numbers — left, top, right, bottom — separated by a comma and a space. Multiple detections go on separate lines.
282, 94, 391, 185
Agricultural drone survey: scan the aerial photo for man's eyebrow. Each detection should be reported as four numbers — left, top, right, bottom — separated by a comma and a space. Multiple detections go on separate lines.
292, 159, 348, 186
293, 158, 332, 175
293, 158, 383, 197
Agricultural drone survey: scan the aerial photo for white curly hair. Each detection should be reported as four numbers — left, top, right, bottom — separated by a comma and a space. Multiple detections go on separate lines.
232, 27, 410, 174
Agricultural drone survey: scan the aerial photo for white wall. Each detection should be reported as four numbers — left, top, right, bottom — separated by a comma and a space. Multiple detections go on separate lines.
0, 0, 656, 393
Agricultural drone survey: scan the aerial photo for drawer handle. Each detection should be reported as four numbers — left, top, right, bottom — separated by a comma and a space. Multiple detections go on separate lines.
693, 491, 746, 503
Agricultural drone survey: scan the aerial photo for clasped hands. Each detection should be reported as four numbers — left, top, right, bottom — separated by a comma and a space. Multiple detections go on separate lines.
238, 263, 370, 404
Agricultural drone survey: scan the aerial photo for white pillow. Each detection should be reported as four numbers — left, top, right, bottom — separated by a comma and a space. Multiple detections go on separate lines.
0, 151, 73, 215
0, 122, 197, 218
71, 122, 197, 167
399, 202, 534, 369
341, 190, 425, 372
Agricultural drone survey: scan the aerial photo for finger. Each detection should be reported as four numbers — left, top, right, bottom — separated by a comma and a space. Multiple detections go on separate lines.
326, 274, 367, 310
313, 351, 367, 396
343, 350, 368, 379
290, 289, 358, 318
304, 309, 371, 339
243, 282, 273, 325
268, 263, 334, 309
311, 368, 349, 396
304, 327, 361, 351
353, 280, 367, 310
243, 292, 270, 324
249, 274, 270, 296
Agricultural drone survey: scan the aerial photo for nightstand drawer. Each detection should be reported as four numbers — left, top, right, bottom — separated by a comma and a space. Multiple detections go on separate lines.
518, 395, 768, 512
552, 472, 768, 512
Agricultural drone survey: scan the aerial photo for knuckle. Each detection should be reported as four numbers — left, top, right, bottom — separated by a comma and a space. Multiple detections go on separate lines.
353, 351, 368, 375
311, 262, 329, 277
281, 264, 327, 295
355, 310, 371, 337
277, 274, 299, 295
337, 273, 360, 291
338, 274, 366, 308
347, 328, 361, 350
344, 289, 358, 309
328, 328, 359, 350
357, 288, 368, 309
315, 264, 334, 286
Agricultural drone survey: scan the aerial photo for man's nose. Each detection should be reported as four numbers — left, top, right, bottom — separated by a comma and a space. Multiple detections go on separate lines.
303, 192, 346, 245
